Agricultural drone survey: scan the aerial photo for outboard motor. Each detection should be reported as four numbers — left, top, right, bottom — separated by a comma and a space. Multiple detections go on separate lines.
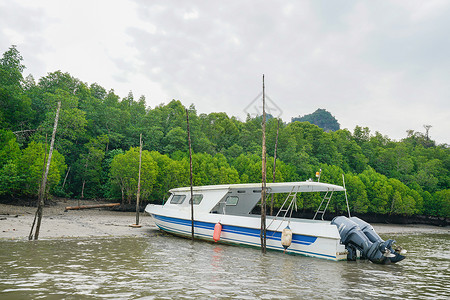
331, 216, 405, 264
350, 217, 405, 263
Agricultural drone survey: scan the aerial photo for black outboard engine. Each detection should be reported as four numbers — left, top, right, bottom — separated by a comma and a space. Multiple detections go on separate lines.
331, 216, 405, 264
349, 217, 405, 263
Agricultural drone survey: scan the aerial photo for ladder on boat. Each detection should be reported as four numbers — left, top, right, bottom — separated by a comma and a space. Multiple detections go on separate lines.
313, 191, 334, 220
313, 174, 351, 220
267, 186, 299, 232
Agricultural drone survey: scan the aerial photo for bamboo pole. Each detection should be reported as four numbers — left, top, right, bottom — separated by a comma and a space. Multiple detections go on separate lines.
186, 109, 194, 241
270, 119, 280, 216
32, 101, 61, 240
136, 133, 143, 225
261, 75, 267, 253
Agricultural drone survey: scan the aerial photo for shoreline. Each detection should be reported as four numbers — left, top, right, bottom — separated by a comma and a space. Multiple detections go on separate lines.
1, 200, 448, 241
0, 200, 158, 241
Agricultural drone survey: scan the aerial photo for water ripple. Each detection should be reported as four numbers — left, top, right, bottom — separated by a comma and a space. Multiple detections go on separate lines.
0, 233, 449, 299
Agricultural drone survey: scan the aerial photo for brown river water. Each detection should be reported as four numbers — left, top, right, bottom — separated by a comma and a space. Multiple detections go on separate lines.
0, 230, 449, 299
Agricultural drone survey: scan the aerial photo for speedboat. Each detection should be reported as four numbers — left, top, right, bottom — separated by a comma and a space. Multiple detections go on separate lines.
145, 181, 405, 264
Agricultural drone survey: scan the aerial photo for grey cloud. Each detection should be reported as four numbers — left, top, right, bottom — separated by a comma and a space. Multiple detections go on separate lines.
0, 1, 50, 76
3, 0, 447, 143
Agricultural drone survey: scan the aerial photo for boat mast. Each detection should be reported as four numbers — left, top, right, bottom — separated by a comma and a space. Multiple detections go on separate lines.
261, 75, 267, 253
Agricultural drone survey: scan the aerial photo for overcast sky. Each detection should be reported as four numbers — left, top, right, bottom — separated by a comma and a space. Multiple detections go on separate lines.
1, 0, 449, 144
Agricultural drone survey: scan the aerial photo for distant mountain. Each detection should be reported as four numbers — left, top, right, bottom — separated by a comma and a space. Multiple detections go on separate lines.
291, 109, 340, 132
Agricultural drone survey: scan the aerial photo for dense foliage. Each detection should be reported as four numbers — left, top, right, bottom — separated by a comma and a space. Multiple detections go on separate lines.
1, 46, 449, 218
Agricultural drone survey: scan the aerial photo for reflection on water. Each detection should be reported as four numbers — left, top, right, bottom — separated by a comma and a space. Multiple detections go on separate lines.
0, 232, 448, 299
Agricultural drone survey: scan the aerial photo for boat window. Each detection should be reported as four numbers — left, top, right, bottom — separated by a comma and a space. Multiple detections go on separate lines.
189, 194, 203, 205
253, 189, 262, 193
226, 196, 239, 206
237, 190, 246, 194
170, 195, 186, 204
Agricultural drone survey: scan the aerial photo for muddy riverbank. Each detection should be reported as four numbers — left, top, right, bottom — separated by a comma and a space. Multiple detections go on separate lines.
0, 199, 157, 240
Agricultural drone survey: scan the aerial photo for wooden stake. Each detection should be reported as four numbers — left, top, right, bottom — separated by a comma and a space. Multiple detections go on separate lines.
261, 75, 267, 253
270, 119, 280, 216
32, 101, 61, 240
136, 133, 143, 225
29, 134, 48, 240
186, 109, 194, 241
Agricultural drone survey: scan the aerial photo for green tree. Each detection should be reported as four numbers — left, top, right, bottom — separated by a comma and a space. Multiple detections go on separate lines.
345, 174, 369, 213
163, 127, 187, 154
0, 130, 20, 167
0, 160, 21, 197
433, 189, 450, 218
149, 151, 189, 202
109, 147, 158, 204
0, 46, 33, 130
359, 168, 391, 214
79, 135, 109, 198
0, 130, 22, 197
34, 89, 87, 156
17, 141, 66, 197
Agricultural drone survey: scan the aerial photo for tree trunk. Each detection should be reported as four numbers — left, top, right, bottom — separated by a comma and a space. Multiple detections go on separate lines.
81, 179, 86, 199
32, 101, 61, 240
81, 160, 88, 200
62, 166, 70, 188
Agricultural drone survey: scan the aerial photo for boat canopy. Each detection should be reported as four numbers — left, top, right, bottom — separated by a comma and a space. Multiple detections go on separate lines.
164, 181, 346, 215
169, 181, 345, 194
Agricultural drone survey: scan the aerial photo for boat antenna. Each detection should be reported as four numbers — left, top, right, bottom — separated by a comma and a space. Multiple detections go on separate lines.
342, 174, 351, 218
186, 108, 195, 241
261, 74, 267, 253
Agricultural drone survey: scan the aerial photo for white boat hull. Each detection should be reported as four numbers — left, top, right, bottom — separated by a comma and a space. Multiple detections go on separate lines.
146, 205, 347, 261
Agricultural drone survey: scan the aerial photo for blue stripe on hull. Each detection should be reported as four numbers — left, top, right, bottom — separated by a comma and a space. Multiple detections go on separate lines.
152, 214, 337, 260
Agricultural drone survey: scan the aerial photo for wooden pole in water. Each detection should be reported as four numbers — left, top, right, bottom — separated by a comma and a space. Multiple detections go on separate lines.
270, 119, 280, 216
186, 108, 194, 241
136, 133, 142, 225
261, 75, 267, 253
29, 134, 48, 240
32, 101, 61, 240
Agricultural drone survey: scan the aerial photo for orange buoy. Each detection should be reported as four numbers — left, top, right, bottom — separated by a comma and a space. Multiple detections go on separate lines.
213, 222, 222, 242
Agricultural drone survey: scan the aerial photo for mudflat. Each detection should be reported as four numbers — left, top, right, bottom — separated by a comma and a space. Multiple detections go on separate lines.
0, 199, 448, 240
0, 199, 157, 240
